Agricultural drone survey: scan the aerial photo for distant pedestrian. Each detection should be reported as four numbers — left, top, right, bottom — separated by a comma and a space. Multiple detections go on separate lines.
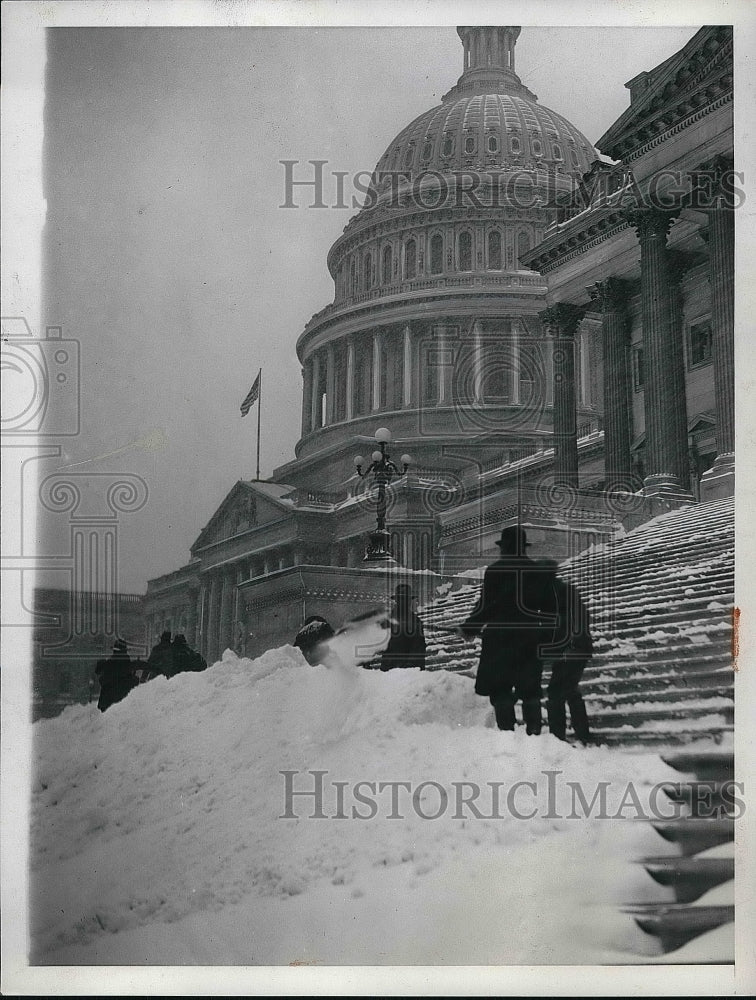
459, 526, 558, 734
380, 584, 427, 671
293, 615, 335, 666
545, 577, 594, 744
146, 629, 175, 680
94, 639, 139, 712
172, 633, 207, 675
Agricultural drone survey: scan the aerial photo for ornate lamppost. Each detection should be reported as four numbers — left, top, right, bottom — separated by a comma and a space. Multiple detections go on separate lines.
353, 427, 412, 562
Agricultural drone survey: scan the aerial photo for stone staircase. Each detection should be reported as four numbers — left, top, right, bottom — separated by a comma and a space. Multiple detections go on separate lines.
420, 496, 735, 746
622, 747, 734, 961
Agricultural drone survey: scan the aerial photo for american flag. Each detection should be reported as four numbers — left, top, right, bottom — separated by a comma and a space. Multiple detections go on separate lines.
240, 371, 261, 416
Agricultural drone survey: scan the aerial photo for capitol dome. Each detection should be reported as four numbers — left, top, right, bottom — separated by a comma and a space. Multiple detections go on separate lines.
286, 26, 602, 502
369, 26, 596, 199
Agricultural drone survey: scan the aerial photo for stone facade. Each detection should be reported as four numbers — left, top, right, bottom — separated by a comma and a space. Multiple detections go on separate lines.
144, 25, 733, 660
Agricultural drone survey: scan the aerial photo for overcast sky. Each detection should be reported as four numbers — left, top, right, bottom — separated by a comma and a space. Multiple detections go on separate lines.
40, 22, 698, 592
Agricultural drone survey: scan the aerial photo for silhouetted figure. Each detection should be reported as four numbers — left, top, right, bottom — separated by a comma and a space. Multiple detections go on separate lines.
293, 615, 335, 666
459, 526, 558, 734
381, 584, 427, 671
172, 633, 207, 675
94, 639, 139, 712
146, 630, 174, 680
545, 577, 594, 744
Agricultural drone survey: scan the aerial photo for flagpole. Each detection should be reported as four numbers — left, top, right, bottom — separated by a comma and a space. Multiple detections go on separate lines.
255, 368, 262, 482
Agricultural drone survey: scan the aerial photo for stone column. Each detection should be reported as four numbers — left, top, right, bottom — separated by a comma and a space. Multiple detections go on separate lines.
345, 339, 355, 421
473, 320, 483, 404
372, 331, 382, 411
589, 277, 633, 486
511, 318, 521, 405
301, 361, 313, 436
219, 571, 234, 657
185, 588, 198, 647
310, 353, 321, 431
697, 157, 735, 498
626, 209, 692, 498
540, 304, 584, 488
206, 574, 219, 663
325, 343, 336, 425
403, 325, 412, 407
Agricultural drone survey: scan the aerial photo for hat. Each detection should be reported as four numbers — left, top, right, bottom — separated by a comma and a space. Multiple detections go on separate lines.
160, 630, 172, 643
113, 639, 128, 653
495, 526, 531, 551
174, 633, 187, 645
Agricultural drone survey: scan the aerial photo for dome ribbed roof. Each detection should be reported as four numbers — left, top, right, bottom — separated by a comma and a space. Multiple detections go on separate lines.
371, 27, 596, 186
374, 92, 596, 182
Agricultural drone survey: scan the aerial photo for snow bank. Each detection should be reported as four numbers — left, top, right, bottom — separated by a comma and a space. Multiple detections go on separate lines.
30, 646, 719, 965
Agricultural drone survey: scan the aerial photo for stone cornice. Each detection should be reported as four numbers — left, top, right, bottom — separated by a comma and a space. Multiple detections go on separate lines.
298, 280, 547, 357
523, 208, 630, 275
597, 26, 732, 162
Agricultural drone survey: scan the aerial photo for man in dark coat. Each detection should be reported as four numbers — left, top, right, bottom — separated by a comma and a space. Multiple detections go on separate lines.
171, 633, 207, 675
146, 630, 175, 680
459, 526, 558, 734
94, 639, 139, 712
545, 577, 594, 744
381, 584, 427, 671
293, 615, 335, 666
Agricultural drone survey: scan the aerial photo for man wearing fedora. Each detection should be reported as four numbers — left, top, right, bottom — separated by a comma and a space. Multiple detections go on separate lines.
94, 639, 141, 713
459, 526, 558, 734
380, 583, 427, 671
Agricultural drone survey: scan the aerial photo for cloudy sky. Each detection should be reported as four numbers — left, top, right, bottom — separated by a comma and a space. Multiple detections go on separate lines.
36, 15, 699, 592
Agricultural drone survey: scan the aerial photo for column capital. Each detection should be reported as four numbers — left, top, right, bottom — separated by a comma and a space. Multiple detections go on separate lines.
623, 207, 679, 241
587, 276, 635, 313
540, 303, 585, 338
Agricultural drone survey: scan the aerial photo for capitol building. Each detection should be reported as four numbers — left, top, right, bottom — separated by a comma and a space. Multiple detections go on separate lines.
144, 25, 734, 663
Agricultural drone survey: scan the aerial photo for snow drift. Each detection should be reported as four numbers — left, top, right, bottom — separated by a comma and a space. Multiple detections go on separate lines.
29, 644, 724, 965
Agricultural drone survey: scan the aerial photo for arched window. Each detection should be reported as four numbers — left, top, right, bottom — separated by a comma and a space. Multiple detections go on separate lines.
363, 253, 372, 291
382, 244, 393, 285
430, 233, 444, 274
337, 263, 344, 297
532, 138, 543, 157
350, 257, 357, 295
487, 134, 499, 154
487, 230, 502, 270
458, 231, 472, 272
404, 238, 417, 280
511, 137, 521, 154
464, 135, 476, 155
404, 145, 415, 168
422, 139, 433, 161
442, 134, 454, 157
553, 144, 563, 160
517, 231, 531, 266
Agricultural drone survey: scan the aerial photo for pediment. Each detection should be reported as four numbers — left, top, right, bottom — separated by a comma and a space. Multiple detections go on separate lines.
191, 480, 293, 553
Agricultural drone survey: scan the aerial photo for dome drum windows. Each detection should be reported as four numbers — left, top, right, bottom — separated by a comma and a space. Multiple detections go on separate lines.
404, 238, 417, 280
516, 231, 531, 267
531, 138, 543, 157
510, 136, 521, 155
442, 134, 454, 158
363, 252, 373, 292
487, 134, 499, 154
430, 232, 444, 275
382, 244, 393, 286
552, 143, 563, 160
422, 139, 434, 161
487, 230, 502, 270
458, 230, 473, 272
464, 134, 476, 155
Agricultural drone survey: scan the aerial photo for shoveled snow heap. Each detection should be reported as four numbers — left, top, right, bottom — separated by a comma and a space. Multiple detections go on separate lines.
30, 644, 727, 965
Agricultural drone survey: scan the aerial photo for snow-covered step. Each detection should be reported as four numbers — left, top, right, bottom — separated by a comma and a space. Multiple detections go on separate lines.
639, 856, 735, 904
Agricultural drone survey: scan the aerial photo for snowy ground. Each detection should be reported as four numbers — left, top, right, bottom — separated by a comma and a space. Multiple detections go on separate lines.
28, 642, 730, 967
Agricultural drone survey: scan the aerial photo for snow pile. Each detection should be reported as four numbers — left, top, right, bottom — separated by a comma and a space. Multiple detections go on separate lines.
29, 646, 723, 965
